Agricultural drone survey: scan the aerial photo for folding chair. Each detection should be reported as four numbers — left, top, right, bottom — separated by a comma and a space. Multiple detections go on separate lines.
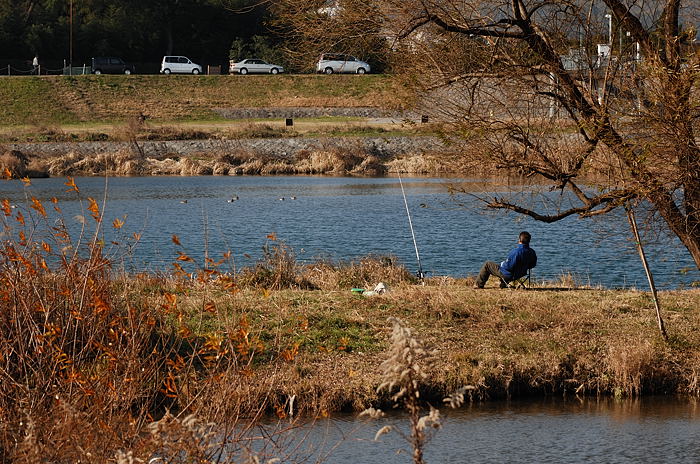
500, 269, 531, 290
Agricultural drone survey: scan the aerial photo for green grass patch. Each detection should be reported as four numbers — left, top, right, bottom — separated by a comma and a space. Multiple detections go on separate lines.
300, 314, 377, 353
0, 76, 82, 125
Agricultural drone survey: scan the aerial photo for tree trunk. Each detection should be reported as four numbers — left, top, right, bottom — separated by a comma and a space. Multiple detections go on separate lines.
652, 191, 700, 270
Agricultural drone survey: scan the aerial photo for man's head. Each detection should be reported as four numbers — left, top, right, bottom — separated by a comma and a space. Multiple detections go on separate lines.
519, 231, 531, 244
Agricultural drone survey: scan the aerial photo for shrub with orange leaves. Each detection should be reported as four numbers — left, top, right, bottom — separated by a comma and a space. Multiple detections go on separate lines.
0, 182, 283, 462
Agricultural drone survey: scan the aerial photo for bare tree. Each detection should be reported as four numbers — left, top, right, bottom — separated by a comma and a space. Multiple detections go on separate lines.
276, 0, 700, 269
401, 0, 700, 268
268, 0, 389, 71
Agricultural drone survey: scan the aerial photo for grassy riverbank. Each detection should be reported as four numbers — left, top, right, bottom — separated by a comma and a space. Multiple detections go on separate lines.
0, 74, 450, 178
168, 277, 700, 404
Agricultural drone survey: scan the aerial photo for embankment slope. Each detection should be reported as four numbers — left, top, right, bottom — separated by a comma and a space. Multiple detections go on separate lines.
0, 74, 407, 126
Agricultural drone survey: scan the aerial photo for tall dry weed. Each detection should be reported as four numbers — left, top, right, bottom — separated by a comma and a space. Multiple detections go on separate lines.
303, 255, 415, 290
606, 340, 656, 397
0, 179, 306, 462
0, 150, 29, 177
373, 317, 438, 464
361, 317, 476, 464
237, 236, 315, 290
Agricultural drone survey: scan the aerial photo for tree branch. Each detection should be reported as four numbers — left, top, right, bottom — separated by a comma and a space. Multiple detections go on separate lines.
487, 189, 636, 223
602, 0, 657, 63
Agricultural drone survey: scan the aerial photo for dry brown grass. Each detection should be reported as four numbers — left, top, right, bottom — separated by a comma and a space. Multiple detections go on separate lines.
225, 123, 298, 139
386, 151, 473, 175
606, 339, 656, 397
303, 255, 416, 290
25, 140, 404, 177
0, 150, 29, 177
38, 148, 146, 176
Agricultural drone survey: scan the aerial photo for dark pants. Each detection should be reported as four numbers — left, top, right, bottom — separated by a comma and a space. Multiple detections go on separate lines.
475, 261, 507, 288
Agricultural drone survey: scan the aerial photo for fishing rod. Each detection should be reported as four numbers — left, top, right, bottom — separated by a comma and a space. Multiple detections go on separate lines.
398, 172, 424, 280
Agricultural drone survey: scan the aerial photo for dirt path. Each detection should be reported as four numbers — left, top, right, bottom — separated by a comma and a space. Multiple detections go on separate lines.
0, 115, 424, 139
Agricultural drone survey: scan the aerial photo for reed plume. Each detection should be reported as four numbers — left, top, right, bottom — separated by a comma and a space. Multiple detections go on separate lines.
372, 317, 440, 464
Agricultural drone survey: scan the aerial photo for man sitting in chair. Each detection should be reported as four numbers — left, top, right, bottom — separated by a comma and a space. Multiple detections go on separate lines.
474, 231, 537, 289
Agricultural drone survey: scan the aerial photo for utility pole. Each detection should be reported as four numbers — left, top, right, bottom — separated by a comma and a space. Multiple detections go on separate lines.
620, 29, 623, 55
69, 0, 73, 71
605, 13, 612, 48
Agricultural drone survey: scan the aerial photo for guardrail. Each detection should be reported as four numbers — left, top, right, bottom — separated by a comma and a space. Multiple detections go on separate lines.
0, 64, 90, 76
63, 66, 90, 75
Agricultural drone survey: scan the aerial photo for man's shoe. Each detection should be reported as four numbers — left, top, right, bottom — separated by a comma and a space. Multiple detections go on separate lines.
473, 283, 483, 289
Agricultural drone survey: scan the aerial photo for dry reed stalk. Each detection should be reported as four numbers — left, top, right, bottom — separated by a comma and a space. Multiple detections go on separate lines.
0, 150, 29, 177
0, 183, 315, 462
607, 341, 656, 397
302, 255, 415, 290
372, 317, 439, 464
296, 151, 337, 173
362, 317, 477, 464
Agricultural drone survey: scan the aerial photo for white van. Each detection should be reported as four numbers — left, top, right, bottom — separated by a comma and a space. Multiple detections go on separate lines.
316, 54, 370, 74
160, 56, 203, 74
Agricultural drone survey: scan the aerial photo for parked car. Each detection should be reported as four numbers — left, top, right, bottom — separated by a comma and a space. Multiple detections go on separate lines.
230, 59, 284, 75
160, 56, 202, 74
316, 54, 370, 74
91, 57, 135, 75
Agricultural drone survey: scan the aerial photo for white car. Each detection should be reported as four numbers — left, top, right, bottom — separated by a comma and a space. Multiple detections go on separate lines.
316, 54, 370, 74
230, 59, 284, 75
160, 56, 203, 74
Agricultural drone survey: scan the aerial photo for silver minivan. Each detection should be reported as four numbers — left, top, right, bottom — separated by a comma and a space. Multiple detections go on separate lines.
316, 54, 370, 74
160, 56, 203, 74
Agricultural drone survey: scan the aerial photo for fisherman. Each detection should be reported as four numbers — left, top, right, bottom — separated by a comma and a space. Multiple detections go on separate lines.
473, 231, 537, 289
32, 55, 39, 75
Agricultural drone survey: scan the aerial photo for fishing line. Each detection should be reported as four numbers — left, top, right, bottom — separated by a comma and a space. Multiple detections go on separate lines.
398, 172, 424, 279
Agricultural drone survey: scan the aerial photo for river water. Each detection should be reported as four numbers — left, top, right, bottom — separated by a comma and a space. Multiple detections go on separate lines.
1, 175, 697, 288
242, 397, 700, 463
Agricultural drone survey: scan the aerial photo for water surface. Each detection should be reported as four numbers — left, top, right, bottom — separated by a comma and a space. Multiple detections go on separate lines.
1, 176, 696, 288
266, 398, 700, 463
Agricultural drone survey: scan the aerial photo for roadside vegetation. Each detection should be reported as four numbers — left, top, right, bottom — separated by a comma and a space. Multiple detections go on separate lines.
2, 181, 700, 462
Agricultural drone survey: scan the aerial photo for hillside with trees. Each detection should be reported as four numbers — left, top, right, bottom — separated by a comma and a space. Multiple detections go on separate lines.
0, 0, 269, 70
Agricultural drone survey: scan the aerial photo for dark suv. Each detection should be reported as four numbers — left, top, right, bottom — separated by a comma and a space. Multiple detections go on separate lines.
91, 57, 135, 75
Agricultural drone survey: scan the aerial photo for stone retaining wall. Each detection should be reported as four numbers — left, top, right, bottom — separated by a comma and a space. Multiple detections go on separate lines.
9, 136, 445, 160
212, 107, 401, 119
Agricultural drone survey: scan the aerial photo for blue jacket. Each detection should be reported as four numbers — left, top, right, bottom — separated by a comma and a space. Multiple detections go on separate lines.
499, 244, 537, 280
